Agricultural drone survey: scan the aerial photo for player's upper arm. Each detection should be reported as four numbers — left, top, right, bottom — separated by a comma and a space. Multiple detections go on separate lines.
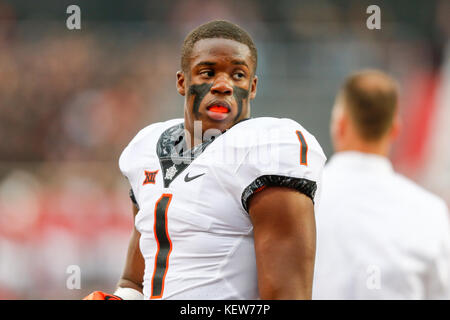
236, 119, 326, 299
249, 186, 316, 299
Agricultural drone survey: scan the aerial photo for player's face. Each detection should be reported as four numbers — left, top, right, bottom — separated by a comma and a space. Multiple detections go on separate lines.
177, 38, 258, 135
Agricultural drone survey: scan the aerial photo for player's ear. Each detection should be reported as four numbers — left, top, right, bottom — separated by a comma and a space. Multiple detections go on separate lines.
176, 71, 186, 96
249, 75, 258, 100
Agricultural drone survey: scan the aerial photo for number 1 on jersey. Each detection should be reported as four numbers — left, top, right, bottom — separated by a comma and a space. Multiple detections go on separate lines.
151, 193, 173, 299
296, 130, 308, 166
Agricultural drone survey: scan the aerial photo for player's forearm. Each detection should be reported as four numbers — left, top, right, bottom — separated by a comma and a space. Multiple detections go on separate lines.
113, 277, 144, 300
116, 219, 145, 296
116, 277, 143, 293
83, 278, 144, 300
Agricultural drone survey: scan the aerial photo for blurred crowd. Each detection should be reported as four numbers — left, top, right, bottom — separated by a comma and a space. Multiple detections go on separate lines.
0, 30, 176, 162
0, 0, 449, 299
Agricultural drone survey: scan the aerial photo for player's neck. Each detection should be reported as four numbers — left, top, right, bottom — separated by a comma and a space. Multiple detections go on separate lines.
183, 117, 250, 149
183, 122, 219, 150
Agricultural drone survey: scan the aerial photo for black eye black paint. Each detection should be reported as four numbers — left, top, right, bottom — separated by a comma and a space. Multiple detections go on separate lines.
232, 86, 250, 121
187, 83, 250, 121
188, 83, 213, 117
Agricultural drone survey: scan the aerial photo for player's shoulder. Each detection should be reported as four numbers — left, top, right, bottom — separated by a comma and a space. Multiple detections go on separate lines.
126, 118, 183, 148
235, 117, 306, 132
229, 117, 325, 157
119, 118, 183, 172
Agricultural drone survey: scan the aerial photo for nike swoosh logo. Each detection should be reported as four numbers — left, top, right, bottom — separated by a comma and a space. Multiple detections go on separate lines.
184, 172, 205, 182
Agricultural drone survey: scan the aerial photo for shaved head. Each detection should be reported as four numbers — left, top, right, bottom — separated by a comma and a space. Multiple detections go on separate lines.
181, 20, 257, 74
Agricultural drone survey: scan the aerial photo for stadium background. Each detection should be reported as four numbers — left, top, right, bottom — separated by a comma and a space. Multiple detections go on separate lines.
0, 0, 449, 299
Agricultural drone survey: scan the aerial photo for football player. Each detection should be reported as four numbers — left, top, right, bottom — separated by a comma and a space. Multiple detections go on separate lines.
85, 20, 326, 300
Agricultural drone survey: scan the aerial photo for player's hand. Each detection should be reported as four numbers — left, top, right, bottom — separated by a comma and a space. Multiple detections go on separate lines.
83, 291, 122, 300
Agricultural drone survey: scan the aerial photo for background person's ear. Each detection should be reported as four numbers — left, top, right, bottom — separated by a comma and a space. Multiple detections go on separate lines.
330, 101, 346, 141
176, 71, 186, 96
337, 107, 348, 139
249, 75, 258, 100
390, 113, 402, 141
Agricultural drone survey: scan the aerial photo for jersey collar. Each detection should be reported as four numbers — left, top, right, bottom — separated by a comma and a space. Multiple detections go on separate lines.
156, 118, 252, 188
156, 122, 215, 188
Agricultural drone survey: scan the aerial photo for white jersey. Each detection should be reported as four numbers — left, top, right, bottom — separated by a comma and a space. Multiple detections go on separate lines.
313, 151, 450, 299
119, 117, 326, 299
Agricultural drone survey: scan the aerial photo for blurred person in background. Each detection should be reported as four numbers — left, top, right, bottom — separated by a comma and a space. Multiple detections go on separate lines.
313, 70, 450, 299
